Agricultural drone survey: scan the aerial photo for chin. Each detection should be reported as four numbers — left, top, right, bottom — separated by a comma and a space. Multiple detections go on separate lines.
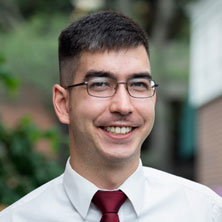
101, 146, 139, 163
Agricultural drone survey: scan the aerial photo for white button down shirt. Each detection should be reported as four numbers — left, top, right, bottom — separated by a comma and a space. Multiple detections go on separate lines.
0, 159, 222, 221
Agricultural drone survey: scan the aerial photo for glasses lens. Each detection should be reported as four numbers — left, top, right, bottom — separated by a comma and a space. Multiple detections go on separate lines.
128, 78, 155, 98
87, 77, 116, 97
87, 77, 156, 98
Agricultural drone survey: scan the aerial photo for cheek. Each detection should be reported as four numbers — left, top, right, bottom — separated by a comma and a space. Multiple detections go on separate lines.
136, 103, 155, 138
136, 100, 155, 121
71, 98, 108, 125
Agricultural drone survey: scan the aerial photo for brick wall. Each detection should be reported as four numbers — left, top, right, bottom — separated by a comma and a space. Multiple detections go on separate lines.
197, 97, 222, 189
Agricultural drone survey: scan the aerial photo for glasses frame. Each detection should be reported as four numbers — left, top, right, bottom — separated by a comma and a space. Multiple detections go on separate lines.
66, 79, 158, 99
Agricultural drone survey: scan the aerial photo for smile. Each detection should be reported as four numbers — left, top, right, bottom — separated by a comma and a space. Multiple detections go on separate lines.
104, 126, 133, 135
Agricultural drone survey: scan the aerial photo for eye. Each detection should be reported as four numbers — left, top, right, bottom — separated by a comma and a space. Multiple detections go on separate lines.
132, 82, 148, 88
88, 78, 112, 91
129, 79, 151, 91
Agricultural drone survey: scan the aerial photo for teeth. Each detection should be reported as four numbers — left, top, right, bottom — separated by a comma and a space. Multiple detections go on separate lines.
105, 126, 132, 134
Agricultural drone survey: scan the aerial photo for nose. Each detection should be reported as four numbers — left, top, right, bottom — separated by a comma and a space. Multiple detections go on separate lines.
109, 84, 133, 115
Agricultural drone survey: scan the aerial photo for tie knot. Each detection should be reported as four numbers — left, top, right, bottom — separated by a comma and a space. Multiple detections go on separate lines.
92, 190, 127, 214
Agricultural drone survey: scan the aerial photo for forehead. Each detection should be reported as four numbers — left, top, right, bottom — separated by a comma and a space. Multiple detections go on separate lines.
74, 46, 151, 81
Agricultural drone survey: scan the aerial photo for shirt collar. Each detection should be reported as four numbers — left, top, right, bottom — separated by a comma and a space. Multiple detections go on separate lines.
119, 160, 146, 216
63, 159, 98, 219
63, 158, 145, 219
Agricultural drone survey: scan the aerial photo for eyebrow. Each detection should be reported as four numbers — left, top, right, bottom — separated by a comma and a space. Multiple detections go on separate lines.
84, 70, 115, 81
129, 72, 152, 80
83, 70, 152, 81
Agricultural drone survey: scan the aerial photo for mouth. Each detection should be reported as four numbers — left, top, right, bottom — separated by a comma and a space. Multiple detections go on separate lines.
103, 126, 134, 135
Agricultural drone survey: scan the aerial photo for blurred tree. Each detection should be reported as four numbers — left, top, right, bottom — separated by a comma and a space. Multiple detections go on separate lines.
152, 0, 176, 45
0, 53, 20, 95
0, 117, 63, 205
15, 0, 73, 18
0, 55, 64, 205
0, 0, 72, 31
131, 0, 193, 42
0, 14, 69, 101
0, 0, 24, 31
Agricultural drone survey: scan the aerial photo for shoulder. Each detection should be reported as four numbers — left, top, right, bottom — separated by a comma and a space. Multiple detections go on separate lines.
0, 174, 64, 220
142, 166, 222, 205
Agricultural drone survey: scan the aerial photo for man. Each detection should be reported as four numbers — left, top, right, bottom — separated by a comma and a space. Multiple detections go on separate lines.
0, 10, 221, 222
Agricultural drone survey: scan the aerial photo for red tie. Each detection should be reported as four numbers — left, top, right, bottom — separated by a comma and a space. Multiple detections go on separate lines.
92, 190, 127, 222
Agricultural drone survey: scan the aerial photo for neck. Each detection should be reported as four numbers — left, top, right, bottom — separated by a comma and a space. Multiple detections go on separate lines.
70, 152, 140, 190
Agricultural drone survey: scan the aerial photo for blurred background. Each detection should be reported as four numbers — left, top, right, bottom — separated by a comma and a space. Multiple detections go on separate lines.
0, 0, 221, 208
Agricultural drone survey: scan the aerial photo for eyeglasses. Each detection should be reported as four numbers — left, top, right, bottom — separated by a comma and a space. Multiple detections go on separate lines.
66, 77, 158, 98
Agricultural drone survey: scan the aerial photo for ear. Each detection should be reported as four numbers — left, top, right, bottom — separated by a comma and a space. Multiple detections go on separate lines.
53, 84, 70, 124
153, 92, 157, 105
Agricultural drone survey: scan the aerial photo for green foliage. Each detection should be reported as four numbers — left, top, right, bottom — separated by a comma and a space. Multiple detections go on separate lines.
0, 116, 63, 205
0, 54, 65, 205
0, 53, 20, 95
0, 14, 69, 100
150, 40, 189, 81
16, 0, 72, 18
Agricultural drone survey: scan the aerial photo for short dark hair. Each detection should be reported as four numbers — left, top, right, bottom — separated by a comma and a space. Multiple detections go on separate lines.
59, 10, 150, 86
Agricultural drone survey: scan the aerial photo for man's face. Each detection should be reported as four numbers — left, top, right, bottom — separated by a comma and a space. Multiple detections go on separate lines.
68, 46, 156, 166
